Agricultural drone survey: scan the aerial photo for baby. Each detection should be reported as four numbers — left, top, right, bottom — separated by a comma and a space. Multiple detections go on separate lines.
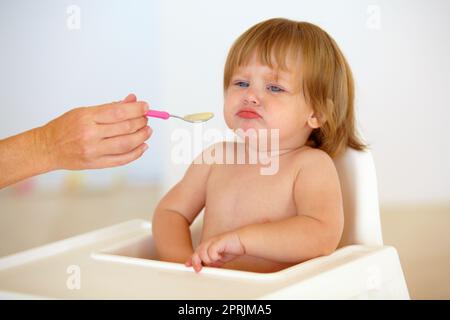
152, 18, 367, 273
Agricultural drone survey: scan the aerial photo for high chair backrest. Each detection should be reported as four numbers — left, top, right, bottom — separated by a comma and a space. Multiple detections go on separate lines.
333, 148, 383, 248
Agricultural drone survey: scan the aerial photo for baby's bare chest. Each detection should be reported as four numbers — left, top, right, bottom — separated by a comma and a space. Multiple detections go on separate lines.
203, 164, 298, 236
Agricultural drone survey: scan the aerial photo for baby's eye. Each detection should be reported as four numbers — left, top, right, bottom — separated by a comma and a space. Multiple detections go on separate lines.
267, 85, 284, 93
235, 81, 249, 88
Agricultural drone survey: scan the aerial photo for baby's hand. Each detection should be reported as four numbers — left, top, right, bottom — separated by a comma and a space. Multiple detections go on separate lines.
185, 231, 245, 273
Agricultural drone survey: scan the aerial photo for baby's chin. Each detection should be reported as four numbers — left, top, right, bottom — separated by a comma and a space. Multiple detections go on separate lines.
225, 117, 280, 139
232, 125, 266, 137
231, 117, 267, 131
232, 124, 279, 140
232, 129, 281, 152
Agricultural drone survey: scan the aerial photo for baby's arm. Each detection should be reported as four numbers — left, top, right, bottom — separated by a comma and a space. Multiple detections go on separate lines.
152, 147, 212, 263
188, 149, 344, 271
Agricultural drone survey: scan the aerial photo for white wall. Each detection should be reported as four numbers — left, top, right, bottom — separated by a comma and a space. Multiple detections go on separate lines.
1, 0, 449, 204
0, 0, 165, 189
158, 0, 450, 204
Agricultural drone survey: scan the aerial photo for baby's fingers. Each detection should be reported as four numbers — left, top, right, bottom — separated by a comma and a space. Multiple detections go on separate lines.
207, 242, 223, 262
198, 244, 213, 266
191, 252, 203, 273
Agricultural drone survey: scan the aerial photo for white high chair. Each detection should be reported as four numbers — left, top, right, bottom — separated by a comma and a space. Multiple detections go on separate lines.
0, 148, 409, 299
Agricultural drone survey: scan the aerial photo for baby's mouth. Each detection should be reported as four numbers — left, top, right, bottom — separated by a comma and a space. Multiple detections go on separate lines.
236, 108, 262, 119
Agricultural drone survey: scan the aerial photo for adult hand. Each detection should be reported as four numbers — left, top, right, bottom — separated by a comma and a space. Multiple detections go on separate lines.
0, 94, 152, 189
39, 93, 152, 170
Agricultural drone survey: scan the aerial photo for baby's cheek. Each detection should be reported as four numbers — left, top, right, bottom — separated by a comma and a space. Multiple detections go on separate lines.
263, 114, 285, 131
223, 111, 235, 130
223, 100, 235, 122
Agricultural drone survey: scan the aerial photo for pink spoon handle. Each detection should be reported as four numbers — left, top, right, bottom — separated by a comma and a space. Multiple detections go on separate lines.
146, 109, 170, 120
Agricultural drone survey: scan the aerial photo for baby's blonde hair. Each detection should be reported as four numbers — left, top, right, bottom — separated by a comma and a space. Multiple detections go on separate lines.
223, 18, 368, 158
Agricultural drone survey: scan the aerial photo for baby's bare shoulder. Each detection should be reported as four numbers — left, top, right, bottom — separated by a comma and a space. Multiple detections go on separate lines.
292, 147, 337, 179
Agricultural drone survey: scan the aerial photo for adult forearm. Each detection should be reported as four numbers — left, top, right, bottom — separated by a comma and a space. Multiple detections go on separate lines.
0, 126, 53, 189
238, 215, 339, 263
152, 209, 194, 263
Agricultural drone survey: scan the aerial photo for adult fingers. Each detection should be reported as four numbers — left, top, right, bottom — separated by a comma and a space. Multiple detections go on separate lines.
94, 101, 149, 124
94, 143, 149, 169
122, 93, 137, 103
97, 126, 152, 155
99, 116, 148, 138
111, 93, 137, 105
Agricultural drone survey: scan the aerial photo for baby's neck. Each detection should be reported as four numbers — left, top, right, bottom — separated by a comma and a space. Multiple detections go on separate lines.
245, 143, 308, 158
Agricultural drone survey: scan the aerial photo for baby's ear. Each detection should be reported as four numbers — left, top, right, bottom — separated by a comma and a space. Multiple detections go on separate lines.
307, 100, 331, 129
307, 111, 327, 129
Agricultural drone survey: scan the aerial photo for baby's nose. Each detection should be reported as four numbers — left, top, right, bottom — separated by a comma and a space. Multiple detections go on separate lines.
246, 99, 258, 105
244, 92, 260, 106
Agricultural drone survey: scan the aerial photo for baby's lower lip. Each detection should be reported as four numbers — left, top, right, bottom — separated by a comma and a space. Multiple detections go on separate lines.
236, 111, 261, 119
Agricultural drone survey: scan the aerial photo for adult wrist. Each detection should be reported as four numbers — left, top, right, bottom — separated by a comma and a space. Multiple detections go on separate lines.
32, 125, 57, 173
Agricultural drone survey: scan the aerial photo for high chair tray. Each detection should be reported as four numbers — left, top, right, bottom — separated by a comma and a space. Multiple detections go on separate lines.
0, 219, 409, 299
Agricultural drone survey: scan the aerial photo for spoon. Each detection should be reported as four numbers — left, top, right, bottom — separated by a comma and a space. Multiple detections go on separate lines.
146, 109, 214, 123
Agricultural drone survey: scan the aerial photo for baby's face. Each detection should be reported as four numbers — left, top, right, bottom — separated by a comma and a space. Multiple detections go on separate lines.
224, 53, 316, 150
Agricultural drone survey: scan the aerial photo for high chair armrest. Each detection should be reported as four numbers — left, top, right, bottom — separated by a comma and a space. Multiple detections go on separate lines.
259, 245, 410, 299
0, 220, 409, 299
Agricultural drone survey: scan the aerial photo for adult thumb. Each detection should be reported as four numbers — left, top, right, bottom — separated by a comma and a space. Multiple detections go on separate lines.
122, 93, 137, 103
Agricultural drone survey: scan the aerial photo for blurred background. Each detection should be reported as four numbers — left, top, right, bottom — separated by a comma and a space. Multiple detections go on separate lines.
0, 0, 449, 299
